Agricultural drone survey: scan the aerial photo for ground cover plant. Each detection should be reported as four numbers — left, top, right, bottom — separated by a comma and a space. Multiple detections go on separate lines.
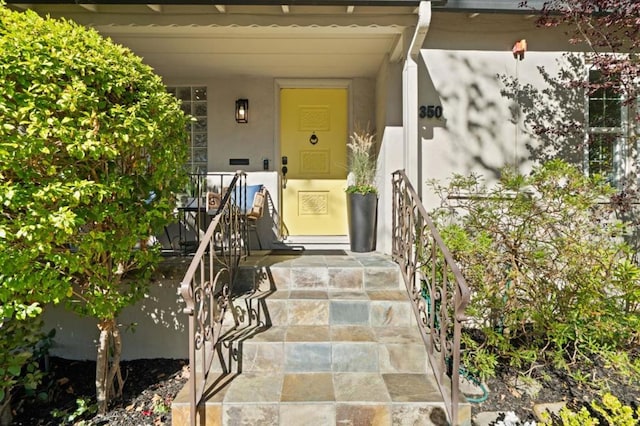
0, 4, 189, 423
428, 161, 640, 421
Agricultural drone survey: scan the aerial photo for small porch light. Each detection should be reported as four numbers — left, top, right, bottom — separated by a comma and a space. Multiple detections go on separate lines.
235, 98, 249, 123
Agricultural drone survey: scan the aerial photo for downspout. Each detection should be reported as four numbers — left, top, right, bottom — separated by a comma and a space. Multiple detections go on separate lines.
403, 1, 432, 193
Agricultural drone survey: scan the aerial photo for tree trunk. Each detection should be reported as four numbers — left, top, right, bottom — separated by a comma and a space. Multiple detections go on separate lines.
96, 318, 124, 414
0, 397, 12, 426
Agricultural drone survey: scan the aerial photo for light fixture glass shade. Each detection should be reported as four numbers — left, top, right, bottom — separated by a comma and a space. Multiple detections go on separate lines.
235, 99, 248, 123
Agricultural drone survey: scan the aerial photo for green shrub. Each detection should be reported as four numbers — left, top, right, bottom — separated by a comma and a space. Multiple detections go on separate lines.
539, 393, 640, 426
428, 160, 640, 381
0, 314, 43, 425
0, 4, 189, 415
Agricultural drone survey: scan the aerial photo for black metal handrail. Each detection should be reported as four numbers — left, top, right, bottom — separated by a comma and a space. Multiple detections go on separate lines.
391, 169, 471, 426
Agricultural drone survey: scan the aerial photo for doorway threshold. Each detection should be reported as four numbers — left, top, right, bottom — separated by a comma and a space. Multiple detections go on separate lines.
273, 235, 349, 251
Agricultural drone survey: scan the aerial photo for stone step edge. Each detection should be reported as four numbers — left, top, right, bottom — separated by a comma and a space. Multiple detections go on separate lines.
230, 289, 411, 299
171, 385, 471, 425
171, 371, 449, 405
234, 265, 403, 292
216, 325, 424, 341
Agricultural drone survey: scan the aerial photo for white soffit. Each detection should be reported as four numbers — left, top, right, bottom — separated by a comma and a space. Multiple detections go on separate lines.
26, 4, 415, 80
92, 23, 407, 79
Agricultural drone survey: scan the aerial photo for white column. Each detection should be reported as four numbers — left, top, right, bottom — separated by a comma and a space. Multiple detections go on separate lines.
403, 1, 432, 190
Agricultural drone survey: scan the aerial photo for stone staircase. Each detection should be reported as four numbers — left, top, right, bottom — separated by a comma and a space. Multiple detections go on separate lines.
171, 251, 469, 425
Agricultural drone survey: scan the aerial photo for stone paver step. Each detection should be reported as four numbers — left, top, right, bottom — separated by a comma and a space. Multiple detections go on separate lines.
226, 289, 416, 328
172, 371, 449, 425
234, 252, 402, 292
209, 325, 428, 374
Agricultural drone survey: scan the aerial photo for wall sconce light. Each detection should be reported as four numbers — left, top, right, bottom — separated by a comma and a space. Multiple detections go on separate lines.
235, 98, 249, 123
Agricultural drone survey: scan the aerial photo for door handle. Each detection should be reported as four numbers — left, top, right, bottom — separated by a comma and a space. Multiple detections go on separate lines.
281, 165, 288, 189
281, 156, 288, 189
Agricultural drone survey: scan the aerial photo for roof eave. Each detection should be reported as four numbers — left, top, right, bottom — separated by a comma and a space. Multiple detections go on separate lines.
4, 0, 545, 13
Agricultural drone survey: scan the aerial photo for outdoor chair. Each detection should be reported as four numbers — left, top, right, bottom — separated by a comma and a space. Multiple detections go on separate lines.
244, 185, 265, 250
206, 184, 266, 252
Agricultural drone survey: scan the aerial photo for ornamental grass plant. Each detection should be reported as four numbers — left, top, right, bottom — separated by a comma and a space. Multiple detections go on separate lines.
346, 128, 377, 195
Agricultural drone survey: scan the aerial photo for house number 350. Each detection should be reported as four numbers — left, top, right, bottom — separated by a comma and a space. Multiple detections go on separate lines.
419, 105, 443, 119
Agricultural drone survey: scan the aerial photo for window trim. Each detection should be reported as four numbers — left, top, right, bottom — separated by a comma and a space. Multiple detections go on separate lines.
583, 64, 629, 186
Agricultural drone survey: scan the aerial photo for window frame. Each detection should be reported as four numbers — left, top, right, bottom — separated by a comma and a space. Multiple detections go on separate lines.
583, 66, 628, 187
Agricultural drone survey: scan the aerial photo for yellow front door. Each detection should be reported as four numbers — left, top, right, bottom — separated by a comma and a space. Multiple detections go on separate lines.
280, 88, 348, 236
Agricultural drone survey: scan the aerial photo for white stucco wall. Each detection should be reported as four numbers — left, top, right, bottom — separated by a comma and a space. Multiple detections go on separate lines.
43, 260, 190, 360
376, 126, 405, 255
418, 50, 568, 209
375, 56, 405, 254
208, 77, 276, 173
352, 77, 377, 131
413, 11, 584, 209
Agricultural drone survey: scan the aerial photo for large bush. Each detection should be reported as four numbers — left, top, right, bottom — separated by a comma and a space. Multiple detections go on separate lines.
428, 161, 640, 380
0, 5, 189, 417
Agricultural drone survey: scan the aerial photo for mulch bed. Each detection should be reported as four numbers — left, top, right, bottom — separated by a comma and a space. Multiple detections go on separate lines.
12, 357, 188, 426
472, 356, 640, 424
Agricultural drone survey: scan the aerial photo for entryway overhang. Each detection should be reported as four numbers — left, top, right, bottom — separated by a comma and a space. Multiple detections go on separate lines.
8, 4, 422, 80
91, 22, 414, 80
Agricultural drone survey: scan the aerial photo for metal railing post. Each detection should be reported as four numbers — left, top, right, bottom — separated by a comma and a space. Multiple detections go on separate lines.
391, 170, 471, 426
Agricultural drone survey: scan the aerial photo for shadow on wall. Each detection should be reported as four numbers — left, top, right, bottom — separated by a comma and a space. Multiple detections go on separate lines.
134, 261, 188, 334
501, 54, 640, 257
418, 51, 446, 142
499, 52, 585, 167
449, 53, 526, 179
255, 189, 282, 249
43, 260, 191, 360
421, 51, 537, 182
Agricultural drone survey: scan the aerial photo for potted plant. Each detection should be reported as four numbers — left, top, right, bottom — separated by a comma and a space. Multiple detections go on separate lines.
346, 127, 378, 252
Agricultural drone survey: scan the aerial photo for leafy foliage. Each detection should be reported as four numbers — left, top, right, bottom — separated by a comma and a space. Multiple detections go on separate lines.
51, 397, 98, 424
428, 161, 640, 380
539, 393, 640, 426
522, 0, 640, 125
0, 4, 189, 414
0, 314, 44, 424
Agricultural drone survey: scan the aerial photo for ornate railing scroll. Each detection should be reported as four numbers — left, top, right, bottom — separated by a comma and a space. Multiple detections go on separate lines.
179, 171, 248, 426
391, 170, 471, 426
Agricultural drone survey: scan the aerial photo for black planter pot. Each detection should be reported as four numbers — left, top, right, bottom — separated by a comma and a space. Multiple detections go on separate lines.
347, 192, 378, 252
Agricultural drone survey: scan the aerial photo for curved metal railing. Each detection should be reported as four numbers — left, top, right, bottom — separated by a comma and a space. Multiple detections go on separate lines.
391, 170, 471, 426
179, 171, 248, 426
